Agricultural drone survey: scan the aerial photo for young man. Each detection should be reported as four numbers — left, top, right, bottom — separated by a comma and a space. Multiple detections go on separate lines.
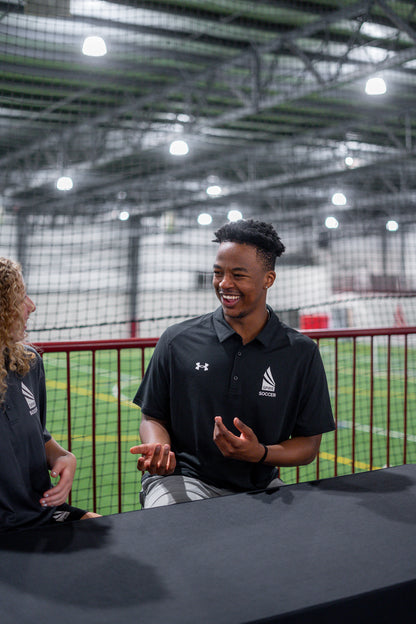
130, 220, 335, 508
0, 257, 100, 531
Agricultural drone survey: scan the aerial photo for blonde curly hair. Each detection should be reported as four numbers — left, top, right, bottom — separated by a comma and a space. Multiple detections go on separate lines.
0, 257, 35, 403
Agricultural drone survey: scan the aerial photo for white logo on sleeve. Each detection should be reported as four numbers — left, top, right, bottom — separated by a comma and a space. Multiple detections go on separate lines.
195, 362, 209, 371
259, 367, 276, 397
21, 382, 38, 415
52, 510, 70, 522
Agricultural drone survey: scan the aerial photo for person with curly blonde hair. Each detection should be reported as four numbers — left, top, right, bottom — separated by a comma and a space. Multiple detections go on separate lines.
0, 257, 100, 531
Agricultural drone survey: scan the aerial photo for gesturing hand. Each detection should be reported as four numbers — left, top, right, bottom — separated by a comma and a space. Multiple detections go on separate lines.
130, 443, 176, 475
213, 416, 266, 463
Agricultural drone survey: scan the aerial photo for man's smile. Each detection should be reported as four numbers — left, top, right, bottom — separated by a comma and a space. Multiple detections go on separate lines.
219, 292, 241, 306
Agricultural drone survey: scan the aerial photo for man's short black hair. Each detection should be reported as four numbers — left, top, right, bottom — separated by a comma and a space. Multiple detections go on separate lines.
213, 219, 285, 270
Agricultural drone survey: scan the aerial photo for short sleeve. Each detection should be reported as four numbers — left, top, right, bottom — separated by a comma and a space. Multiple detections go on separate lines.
292, 344, 335, 437
133, 331, 171, 422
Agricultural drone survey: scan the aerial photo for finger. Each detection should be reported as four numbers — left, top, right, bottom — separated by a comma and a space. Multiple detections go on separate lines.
214, 419, 237, 442
233, 417, 254, 436
214, 416, 230, 435
165, 451, 176, 474
40, 489, 69, 507
157, 444, 170, 471
136, 456, 147, 471
130, 444, 147, 455
148, 444, 162, 470
43, 483, 62, 498
42, 483, 67, 503
41, 495, 66, 507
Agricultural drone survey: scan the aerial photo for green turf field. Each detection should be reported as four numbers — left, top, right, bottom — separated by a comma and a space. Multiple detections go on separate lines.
42, 337, 416, 516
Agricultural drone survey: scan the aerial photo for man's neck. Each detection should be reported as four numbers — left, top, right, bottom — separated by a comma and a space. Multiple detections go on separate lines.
226, 308, 269, 345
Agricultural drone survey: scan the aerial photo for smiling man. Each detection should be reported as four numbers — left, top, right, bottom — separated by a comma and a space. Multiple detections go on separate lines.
131, 220, 335, 508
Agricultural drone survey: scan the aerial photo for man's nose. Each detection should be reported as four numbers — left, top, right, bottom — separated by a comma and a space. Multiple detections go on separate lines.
219, 274, 233, 289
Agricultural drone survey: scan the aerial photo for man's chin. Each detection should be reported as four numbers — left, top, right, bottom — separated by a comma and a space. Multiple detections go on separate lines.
223, 307, 245, 320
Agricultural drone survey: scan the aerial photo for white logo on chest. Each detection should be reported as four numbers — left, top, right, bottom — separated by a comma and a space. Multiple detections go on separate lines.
259, 367, 277, 397
195, 362, 209, 371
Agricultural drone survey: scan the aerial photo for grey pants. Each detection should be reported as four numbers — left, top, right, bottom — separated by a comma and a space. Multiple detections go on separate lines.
140, 473, 284, 509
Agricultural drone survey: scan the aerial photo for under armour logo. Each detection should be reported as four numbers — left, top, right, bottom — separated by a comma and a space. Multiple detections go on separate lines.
195, 362, 209, 371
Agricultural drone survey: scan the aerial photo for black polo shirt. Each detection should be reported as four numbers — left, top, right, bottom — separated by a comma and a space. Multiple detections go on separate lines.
134, 307, 335, 491
0, 347, 55, 531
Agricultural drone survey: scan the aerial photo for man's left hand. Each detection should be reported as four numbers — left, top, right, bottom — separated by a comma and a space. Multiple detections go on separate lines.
213, 416, 266, 462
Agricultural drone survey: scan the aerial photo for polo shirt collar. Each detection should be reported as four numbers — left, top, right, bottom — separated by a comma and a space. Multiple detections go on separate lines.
213, 306, 235, 342
213, 305, 290, 348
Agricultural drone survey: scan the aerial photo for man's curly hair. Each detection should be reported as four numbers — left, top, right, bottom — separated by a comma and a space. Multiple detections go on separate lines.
212, 219, 285, 270
0, 257, 34, 403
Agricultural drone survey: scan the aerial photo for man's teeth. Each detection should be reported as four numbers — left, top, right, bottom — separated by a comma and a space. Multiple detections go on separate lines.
223, 295, 239, 300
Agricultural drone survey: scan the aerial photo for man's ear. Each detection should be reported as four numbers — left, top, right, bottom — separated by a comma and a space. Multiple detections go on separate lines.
264, 271, 276, 290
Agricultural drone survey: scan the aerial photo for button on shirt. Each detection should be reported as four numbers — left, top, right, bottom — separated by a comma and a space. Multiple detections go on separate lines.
134, 306, 335, 491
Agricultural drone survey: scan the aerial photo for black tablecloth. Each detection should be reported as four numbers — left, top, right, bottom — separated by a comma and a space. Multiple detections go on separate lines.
1, 465, 416, 623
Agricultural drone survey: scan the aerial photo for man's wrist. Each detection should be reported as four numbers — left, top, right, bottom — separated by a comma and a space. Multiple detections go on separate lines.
257, 444, 268, 463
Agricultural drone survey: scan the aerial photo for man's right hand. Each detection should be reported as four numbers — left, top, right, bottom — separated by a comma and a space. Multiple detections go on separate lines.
130, 443, 176, 475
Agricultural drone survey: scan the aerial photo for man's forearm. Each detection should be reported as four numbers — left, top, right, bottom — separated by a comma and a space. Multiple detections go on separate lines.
263, 434, 322, 467
139, 414, 172, 445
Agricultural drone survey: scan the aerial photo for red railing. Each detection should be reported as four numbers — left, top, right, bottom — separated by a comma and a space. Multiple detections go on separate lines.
35, 326, 416, 512
304, 326, 415, 480
36, 338, 157, 513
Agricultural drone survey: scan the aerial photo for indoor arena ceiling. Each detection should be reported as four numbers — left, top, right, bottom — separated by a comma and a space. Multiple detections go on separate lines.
1, 0, 416, 230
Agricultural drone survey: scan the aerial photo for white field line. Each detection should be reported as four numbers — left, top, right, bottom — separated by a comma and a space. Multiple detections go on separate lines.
337, 419, 416, 443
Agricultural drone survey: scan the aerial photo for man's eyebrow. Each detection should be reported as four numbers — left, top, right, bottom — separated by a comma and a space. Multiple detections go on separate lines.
213, 263, 249, 272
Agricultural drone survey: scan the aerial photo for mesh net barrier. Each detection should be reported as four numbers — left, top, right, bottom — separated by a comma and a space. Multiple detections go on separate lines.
1, 1, 416, 511
37, 332, 416, 515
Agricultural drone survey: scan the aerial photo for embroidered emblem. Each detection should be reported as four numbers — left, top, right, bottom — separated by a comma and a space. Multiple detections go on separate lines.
52, 510, 70, 522
21, 382, 38, 415
195, 362, 209, 371
259, 367, 276, 397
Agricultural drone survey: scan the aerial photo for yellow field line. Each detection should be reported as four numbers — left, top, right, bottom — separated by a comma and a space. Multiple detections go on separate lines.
319, 451, 381, 471
53, 434, 139, 443
46, 379, 136, 408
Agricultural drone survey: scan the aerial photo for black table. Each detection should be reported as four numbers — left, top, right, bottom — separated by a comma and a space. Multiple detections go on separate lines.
1, 465, 416, 623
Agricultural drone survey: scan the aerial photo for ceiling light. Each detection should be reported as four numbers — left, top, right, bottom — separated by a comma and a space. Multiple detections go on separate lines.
365, 77, 386, 95
386, 220, 398, 232
331, 192, 346, 206
206, 185, 222, 197
345, 156, 354, 167
82, 36, 107, 57
325, 216, 339, 230
56, 176, 73, 191
227, 209, 242, 222
119, 210, 130, 221
169, 140, 189, 156
197, 213, 212, 226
